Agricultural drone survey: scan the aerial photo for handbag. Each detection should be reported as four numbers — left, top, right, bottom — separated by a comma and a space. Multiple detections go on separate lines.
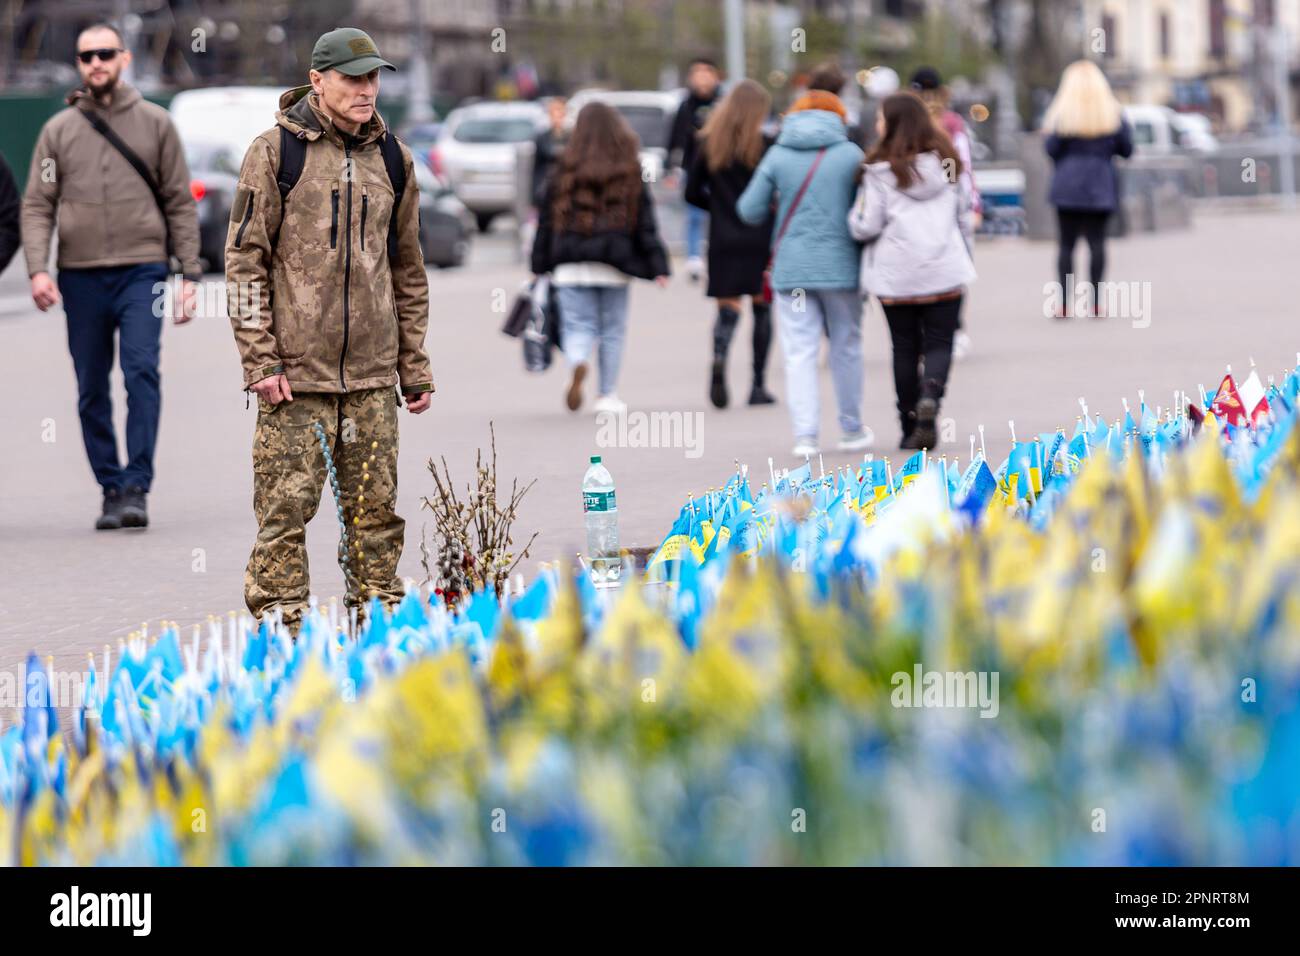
761, 147, 826, 304
502, 276, 546, 338
522, 277, 559, 373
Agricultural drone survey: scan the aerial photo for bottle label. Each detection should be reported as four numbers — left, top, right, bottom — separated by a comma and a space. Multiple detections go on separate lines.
583, 490, 616, 513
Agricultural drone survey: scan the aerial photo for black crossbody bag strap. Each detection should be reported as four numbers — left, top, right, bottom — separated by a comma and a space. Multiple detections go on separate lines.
79, 108, 173, 255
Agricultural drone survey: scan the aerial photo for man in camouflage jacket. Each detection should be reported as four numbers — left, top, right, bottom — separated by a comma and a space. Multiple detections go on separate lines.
225, 27, 434, 631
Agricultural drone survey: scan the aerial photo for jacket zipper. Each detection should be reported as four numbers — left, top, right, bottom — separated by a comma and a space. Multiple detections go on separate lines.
340, 144, 353, 391
234, 199, 254, 249
330, 189, 339, 248
360, 194, 368, 251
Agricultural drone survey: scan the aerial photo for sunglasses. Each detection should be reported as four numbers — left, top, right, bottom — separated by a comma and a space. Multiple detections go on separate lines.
77, 48, 122, 64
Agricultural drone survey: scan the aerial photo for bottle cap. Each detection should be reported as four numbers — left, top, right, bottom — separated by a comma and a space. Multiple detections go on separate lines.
590, 455, 601, 464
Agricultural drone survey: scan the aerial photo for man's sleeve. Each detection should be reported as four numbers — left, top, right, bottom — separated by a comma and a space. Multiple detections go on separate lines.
667, 100, 690, 170
156, 116, 203, 280
20, 125, 58, 277
392, 146, 433, 394
225, 135, 283, 388
0, 153, 21, 274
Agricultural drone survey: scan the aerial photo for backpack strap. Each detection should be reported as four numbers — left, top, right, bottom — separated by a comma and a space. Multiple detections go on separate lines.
276, 125, 307, 201
379, 131, 406, 262
275, 125, 406, 261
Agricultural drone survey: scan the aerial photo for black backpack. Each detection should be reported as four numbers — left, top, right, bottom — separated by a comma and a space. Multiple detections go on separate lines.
275, 125, 406, 262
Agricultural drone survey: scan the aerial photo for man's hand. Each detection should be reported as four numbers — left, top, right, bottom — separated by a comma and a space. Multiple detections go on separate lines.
654, 275, 670, 289
31, 272, 60, 311
252, 373, 293, 406
173, 279, 198, 325
404, 391, 432, 414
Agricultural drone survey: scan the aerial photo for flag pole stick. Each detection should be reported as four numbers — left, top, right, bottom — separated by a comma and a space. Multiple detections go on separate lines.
885, 457, 895, 495
978, 424, 987, 463
969, 433, 976, 464
768, 456, 776, 490
942, 455, 951, 509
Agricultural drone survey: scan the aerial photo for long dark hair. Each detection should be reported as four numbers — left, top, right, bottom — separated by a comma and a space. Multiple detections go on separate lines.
866, 92, 961, 190
701, 79, 770, 173
551, 102, 643, 233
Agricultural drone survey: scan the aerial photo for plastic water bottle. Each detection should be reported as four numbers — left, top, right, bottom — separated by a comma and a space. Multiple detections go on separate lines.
582, 455, 620, 585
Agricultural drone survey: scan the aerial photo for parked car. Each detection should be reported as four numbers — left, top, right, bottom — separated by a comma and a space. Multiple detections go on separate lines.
413, 160, 474, 268
184, 143, 242, 273
566, 88, 683, 183
431, 101, 547, 232
171, 88, 283, 273
398, 120, 444, 171
1124, 105, 1220, 155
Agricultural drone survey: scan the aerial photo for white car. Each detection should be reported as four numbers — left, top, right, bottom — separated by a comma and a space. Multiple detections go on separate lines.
1124, 105, 1219, 154
431, 101, 548, 232
566, 88, 684, 183
169, 86, 285, 157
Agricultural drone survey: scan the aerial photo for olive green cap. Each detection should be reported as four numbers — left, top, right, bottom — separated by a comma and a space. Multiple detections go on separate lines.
311, 27, 395, 76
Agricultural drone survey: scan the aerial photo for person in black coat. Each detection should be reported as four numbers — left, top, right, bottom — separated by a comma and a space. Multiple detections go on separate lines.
668, 57, 722, 280
684, 79, 776, 409
0, 152, 20, 275
1041, 60, 1134, 319
530, 102, 670, 414
531, 95, 569, 208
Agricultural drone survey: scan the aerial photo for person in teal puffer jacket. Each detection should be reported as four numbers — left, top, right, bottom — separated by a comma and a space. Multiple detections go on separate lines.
737, 91, 868, 457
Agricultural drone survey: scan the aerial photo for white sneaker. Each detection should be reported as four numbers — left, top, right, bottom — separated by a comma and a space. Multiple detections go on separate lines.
953, 330, 972, 360
593, 394, 627, 415
836, 428, 875, 452
791, 437, 819, 458
686, 256, 704, 281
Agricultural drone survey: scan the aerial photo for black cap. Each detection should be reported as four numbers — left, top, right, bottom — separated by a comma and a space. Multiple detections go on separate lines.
909, 66, 943, 91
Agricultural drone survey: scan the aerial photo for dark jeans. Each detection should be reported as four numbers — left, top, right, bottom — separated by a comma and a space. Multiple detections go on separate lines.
882, 296, 962, 434
58, 262, 168, 493
1056, 208, 1111, 304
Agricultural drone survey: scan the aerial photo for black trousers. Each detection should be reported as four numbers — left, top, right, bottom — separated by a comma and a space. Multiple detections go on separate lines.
882, 296, 962, 434
1056, 209, 1111, 306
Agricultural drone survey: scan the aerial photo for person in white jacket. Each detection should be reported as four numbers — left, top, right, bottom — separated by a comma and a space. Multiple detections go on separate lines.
848, 92, 975, 450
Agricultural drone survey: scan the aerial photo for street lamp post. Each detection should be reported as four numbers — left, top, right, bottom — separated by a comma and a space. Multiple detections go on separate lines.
1274, 27, 1295, 209
724, 0, 745, 82
406, 0, 435, 126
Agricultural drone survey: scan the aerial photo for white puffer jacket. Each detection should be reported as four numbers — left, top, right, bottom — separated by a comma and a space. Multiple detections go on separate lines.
847, 151, 976, 299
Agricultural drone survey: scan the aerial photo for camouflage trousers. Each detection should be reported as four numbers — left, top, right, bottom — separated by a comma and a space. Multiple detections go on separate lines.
244, 387, 405, 628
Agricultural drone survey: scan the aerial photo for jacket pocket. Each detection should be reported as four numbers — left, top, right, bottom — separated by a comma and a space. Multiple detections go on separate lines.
232, 185, 256, 250
360, 193, 368, 252
330, 188, 339, 249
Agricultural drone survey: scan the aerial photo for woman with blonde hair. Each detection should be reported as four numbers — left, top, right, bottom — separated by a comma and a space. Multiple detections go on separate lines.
1042, 59, 1133, 319
685, 79, 777, 408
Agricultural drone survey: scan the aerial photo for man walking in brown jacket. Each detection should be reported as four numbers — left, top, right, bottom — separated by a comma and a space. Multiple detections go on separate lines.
23, 22, 200, 530
225, 27, 434, 632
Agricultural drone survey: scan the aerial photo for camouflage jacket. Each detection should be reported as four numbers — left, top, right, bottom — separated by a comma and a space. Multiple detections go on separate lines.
225, 87, 434, 395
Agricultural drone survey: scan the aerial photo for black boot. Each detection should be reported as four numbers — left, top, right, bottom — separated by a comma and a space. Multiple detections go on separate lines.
710, 305, 740, 409
748, 301, 776, 405
95, 487, 124, 531
911, 385, 941, 451
120, 485, 149, 529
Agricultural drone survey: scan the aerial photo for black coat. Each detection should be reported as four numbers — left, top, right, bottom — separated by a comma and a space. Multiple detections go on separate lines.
530, 181, 670, 281
668, 91, 719, 174
530, 128, 567, 208
1045, 121, 1133, 213
685, 142, 774, 298
0, 153, 20, 275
